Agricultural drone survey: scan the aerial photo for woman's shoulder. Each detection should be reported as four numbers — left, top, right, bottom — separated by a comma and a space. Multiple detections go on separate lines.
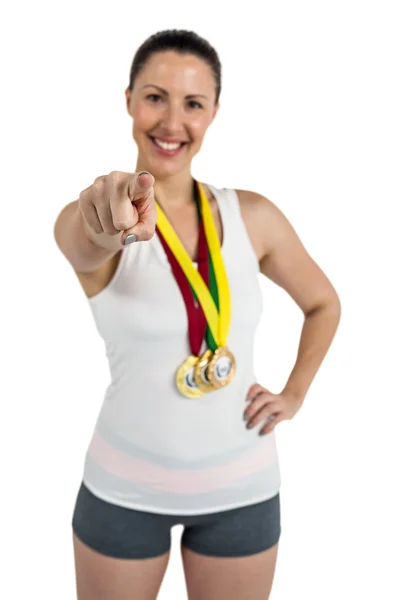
235, 187, 278, 214
203, 184, 272, 262
221, 186, 294, 263
203, 182, 272, 214
232, 187, 291, 234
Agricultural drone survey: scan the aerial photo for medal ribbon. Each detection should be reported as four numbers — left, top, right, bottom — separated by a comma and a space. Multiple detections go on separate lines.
155, 181, 230, 348
155, 183, 213, 355
194, 192, 219, 353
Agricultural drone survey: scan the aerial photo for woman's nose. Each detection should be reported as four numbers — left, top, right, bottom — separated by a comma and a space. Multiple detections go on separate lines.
161, 104, 183, 131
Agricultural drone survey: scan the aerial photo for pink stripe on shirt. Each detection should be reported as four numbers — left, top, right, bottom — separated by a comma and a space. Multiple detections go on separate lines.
88, 431, 276, 494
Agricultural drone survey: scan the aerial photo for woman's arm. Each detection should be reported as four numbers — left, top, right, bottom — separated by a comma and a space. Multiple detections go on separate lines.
237, 190, 341, 403
54, 200, 123, 273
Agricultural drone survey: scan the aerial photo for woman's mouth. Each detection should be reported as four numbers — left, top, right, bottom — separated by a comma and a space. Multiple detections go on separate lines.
148, 136, 188, 157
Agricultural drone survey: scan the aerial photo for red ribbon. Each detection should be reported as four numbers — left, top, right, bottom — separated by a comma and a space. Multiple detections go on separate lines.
156, 197, 209, 357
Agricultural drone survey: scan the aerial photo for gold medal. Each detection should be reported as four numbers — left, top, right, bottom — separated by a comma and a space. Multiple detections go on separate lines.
207, 346, 236, 389
194, 349, 216, 392
176, 355, 204, 398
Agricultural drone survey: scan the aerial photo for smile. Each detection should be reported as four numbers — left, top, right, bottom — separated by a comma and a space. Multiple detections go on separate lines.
148, 136, 188, 156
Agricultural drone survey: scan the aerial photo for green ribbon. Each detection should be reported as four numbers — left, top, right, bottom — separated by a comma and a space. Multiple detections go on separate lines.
190, 181, 219, 352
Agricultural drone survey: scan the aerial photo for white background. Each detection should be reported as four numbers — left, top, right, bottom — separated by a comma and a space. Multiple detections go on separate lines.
1, 0, 399, 598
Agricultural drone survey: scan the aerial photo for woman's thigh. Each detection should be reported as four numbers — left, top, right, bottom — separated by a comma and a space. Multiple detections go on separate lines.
181, 542, 279, 600
71, 482, 174, 599
72, 533, 170, 600
180, 493, 281, 600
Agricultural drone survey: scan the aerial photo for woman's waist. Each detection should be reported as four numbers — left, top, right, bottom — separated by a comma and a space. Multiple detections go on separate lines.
98, 371, 257, 449
104, 362, 257, 411
91, 401, 277, 465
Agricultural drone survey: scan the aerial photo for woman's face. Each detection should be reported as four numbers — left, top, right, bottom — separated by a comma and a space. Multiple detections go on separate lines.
125, 51, 219, 178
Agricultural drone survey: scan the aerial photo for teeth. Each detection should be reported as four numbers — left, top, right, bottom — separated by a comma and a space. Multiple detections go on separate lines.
154, 138, 182, 150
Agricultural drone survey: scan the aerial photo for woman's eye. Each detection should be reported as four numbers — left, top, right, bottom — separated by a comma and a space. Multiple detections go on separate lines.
146, 95, 202, 109
188, 100, 202, 109
147, 94, 162, 102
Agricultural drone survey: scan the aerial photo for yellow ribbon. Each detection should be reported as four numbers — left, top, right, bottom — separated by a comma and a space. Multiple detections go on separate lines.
197, 182, 231, 346
155, 181, 230, 347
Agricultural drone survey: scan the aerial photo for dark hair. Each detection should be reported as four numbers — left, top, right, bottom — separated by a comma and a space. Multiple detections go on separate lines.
128, 29, 221, 104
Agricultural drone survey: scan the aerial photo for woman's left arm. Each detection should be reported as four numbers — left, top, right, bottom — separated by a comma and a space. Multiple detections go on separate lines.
238, 190, 341, 433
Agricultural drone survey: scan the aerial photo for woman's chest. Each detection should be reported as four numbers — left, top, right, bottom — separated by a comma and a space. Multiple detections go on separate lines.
93, 244, 263, 342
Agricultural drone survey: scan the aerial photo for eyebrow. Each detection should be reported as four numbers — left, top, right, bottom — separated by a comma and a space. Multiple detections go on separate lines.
142, 84, 208, 99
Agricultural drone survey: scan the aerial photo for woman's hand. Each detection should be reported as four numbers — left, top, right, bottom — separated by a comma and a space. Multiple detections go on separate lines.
244, 383, 304, 435
78, 171, 156, 246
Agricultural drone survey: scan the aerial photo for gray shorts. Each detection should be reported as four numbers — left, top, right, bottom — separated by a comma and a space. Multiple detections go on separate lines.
71, 482, 281, 559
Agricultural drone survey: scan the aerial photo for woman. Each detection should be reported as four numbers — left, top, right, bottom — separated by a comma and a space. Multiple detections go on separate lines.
54, 30, 341, 600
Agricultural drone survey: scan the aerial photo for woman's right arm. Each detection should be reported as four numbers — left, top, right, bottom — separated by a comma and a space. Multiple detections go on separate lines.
53, 171, 156, 273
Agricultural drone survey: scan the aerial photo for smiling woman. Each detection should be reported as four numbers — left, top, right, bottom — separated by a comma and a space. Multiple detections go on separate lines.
55, 29, 341, 600
125, 45, 220, 180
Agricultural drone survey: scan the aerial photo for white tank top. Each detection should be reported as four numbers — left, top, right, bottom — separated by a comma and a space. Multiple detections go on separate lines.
81, 184, 281, 515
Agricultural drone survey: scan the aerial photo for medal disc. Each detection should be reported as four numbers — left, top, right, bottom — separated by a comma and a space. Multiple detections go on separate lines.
207, 347, 236, 388
176, 355, 204, 398
194, 349, 216, 393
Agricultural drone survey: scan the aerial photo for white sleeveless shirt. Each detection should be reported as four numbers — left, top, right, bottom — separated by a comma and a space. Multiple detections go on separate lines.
81, 184, 281, 515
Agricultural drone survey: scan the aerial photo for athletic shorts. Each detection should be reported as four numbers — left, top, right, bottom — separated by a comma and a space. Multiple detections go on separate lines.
71, 481, 281, 559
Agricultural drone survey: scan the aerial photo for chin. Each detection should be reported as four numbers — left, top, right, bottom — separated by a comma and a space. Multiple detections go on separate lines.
139, 155, 191, 179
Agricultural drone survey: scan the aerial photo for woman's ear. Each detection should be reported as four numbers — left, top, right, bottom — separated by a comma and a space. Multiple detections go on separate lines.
211, 101, 220, 123
125, 88, 133, 116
